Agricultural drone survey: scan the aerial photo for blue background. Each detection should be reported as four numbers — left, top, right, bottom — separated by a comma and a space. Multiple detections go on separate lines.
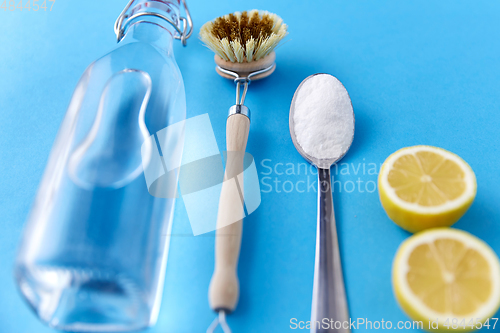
1, 0, 499, 332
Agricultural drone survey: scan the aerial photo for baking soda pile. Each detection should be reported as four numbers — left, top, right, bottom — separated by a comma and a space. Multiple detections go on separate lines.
293, 74, 354, 161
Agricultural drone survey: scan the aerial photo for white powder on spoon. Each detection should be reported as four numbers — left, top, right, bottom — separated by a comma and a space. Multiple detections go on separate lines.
293, 74, 354, 161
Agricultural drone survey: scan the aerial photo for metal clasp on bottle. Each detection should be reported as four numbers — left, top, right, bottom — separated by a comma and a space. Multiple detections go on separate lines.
114, 0, 193, 45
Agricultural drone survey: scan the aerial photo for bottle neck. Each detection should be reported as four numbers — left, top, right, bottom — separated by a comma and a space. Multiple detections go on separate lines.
120, 0, 181, 53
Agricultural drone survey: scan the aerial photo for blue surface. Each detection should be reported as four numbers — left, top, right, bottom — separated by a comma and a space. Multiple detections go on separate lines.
1, 1, 500, 332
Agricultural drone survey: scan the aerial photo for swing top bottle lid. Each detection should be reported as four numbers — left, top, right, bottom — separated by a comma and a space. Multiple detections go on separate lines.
115, 0, 193, 45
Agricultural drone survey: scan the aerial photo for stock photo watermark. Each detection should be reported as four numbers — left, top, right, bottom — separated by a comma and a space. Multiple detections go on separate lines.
142, 114, 260, 236
259, 159, 381, 194
1, 0, 56, 11
290, 317, 499, 330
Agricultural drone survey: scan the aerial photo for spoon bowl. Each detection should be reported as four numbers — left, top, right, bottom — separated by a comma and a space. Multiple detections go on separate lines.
289, 73, 355, 169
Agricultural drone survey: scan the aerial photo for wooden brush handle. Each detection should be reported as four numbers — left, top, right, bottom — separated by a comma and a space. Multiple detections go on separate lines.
209, 113, 250, 312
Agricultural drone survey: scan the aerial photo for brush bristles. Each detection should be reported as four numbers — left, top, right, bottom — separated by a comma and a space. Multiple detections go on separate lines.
199, 10, 288, 63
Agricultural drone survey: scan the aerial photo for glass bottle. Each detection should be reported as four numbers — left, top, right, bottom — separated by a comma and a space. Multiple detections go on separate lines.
14, 0, 192, 331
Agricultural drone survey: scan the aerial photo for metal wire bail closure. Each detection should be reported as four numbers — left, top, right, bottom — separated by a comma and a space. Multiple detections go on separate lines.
114, 0, 193, 45
216, 64, 275, 106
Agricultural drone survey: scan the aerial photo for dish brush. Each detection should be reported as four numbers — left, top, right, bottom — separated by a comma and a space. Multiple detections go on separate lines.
200, 10, 287, 333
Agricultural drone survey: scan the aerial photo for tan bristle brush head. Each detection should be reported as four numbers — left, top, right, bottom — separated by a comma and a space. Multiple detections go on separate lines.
200, 10, 288, 80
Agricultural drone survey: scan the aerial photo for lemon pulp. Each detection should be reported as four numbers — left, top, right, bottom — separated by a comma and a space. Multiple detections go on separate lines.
387, 150, 466, 206
407, 239, 491, 315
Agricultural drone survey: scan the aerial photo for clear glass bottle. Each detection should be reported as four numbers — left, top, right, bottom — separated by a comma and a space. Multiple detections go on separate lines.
14, 1, 191, 331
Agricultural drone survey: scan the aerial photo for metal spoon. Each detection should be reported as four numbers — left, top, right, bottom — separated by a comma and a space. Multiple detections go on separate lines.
289, 73, 354, 333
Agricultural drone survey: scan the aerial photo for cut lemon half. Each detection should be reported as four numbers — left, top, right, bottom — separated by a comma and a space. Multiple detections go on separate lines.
379, 146, 476, 233
393, 228, 500, 332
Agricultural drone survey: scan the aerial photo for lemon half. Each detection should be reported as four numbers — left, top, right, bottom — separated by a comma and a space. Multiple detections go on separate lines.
379, 146, 477, 233
393, 228, 500, 332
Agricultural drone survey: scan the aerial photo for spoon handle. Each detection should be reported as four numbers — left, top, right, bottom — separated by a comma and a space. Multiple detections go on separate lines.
311, 168, 351, 333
